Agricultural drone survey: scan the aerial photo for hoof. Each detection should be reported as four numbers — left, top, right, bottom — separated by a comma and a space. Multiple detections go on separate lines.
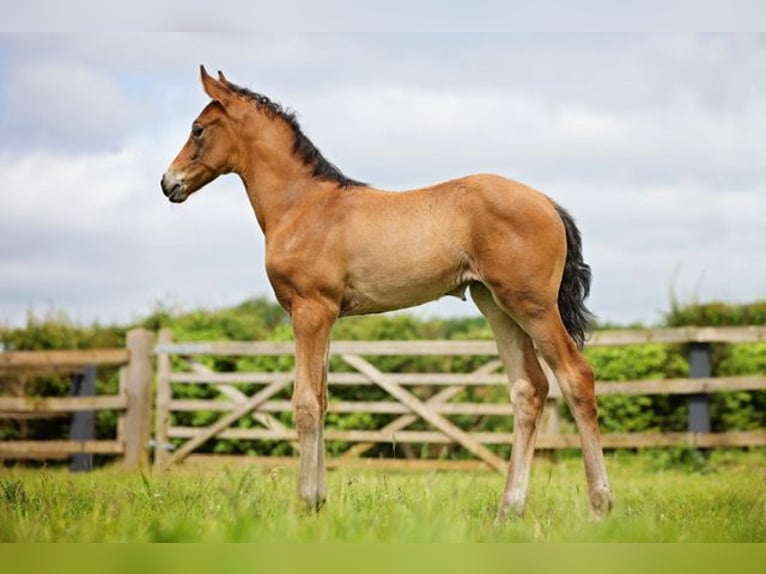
298, 492, 326, 513
589, 486, 613, 519
494, 494, 526, 524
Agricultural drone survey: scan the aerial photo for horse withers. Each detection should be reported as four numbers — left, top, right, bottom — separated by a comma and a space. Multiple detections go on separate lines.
161, 66, 613, 520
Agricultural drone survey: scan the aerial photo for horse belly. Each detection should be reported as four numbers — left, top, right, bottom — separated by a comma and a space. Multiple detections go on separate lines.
340, 252, 476, 316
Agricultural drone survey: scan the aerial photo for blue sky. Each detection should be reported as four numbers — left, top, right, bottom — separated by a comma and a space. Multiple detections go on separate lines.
1, 32, 765, 327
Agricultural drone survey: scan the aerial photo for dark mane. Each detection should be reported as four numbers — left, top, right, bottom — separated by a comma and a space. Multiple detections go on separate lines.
221, 80, 366, 188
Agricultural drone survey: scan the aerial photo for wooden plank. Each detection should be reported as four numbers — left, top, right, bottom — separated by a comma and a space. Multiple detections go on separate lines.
333, 341, 499, 356
155, 341, 295, 357
168, 371, 509, 386
155, 327, 766, 358
536, 431, 766, 449
123, 329, 155, 470
589, 326, 766, 346
167, 426, 766, 449
0, 440, 124, 457
168, 398, 517, 416
164, 427, 505, 445
154, 329, 173, 469
168, 371, 766, 396
182, 432, 766, 470
162, 373, 766, 404
171, 372, 763, 395
0, 349, 129, 370
596, 376, 766, 396
692, 431, 766, 447
183, 454, 491, 471
169, 426, 449, 442
156, 340, 500, 357
165, 374, 294, 467
167, 399, 291, 412
168, 371, 293, 384
597, 431, 766, 448
181, 432, 766, 470
0, 395, 127, 412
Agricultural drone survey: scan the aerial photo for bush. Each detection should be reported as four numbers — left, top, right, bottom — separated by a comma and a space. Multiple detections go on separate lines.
665, 300, 766, 326
584, 344, 689, 433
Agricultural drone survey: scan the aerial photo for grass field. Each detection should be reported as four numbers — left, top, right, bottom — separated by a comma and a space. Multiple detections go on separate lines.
1, 449, 764, 542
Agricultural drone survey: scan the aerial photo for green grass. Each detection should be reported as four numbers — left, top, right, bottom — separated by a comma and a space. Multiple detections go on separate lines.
1, 450, 764, 542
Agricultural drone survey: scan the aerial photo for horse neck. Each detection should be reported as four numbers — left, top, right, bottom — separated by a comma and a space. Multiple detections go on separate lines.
236, 130, 316, 234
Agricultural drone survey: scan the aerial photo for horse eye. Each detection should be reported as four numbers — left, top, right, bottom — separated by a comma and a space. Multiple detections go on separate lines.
191, 124, 204, 138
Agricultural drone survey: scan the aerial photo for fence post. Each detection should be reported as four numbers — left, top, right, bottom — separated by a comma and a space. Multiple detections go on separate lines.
69, 364, 97, 472
154, 328, 173, 470
688, 342, 712, 434
123, 328, 155, 470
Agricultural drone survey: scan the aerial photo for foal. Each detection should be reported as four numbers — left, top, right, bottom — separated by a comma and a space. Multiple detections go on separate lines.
161, 67, 612, 519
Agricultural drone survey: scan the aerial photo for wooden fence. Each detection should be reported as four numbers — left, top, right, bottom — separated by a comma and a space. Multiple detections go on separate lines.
0, 329, 155, 469
154, 326, 766, 473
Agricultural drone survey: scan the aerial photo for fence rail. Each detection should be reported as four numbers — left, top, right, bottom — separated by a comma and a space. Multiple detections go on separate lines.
153, 326, 766, 357
0, 349, 130, 371
2, 326, 764, 473
155, 326, 766, 472
0, 329, 155, 469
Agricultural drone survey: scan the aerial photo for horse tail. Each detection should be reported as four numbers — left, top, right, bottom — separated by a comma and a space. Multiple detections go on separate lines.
553, 202, 594, 349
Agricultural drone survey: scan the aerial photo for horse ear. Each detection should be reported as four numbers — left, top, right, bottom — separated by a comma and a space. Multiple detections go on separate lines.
199, 65, 232, 104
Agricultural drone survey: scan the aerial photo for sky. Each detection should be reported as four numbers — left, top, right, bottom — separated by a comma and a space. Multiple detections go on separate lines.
1, 30, 765, 327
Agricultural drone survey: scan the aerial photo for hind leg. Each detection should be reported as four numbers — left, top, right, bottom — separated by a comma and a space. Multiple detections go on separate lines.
471, 284, 550, 519
478, 277, 612, 517
521, 307, 612, 516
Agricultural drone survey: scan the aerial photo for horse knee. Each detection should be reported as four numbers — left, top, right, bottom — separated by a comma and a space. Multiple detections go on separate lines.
293, 394, 322, 434
511, 377, 548, 423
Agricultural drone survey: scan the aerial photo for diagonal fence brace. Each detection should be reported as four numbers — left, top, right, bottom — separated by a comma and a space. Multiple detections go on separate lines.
341, 359, 503, 459
341, 354, 506, 474
166, 374, 293, 466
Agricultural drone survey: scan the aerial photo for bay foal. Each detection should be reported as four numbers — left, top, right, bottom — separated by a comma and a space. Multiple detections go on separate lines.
161, 67, 612, 519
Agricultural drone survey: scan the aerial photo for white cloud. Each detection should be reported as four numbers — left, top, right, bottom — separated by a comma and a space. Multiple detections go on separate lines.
297, 77, 766, 190
5, 1, 766, 32
2, 32, 766, 327
546, 179, 766, 324
0, 135, 270, 326
0, 60, 137, 150
1, 149, 142, 231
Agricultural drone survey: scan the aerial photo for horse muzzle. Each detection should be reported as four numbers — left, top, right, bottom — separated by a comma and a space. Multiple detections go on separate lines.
160, 171, 188, 203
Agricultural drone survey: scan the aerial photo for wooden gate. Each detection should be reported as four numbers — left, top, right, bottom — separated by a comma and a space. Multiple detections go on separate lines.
153, 326, 766, 471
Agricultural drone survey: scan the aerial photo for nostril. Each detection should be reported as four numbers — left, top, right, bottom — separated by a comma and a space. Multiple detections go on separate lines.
161, 172, 178, 197
161, 173, 169, 195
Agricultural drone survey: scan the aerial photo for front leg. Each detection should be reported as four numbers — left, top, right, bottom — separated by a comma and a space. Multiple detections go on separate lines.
290, 298, 336, 510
